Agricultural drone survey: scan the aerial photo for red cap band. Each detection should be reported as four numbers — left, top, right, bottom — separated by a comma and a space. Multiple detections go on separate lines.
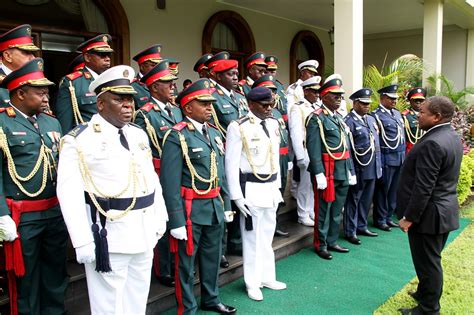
144, 69, 172, 86
410, 92, 425, 99
320, 85, 340, 97
7, 71, 45, 91
246, 58, 265, 69
0, 36, 33, 52
180, 89, 211, 106
82, 41, 109, 53
255, 80, 276, 88
137, 53, 161, 64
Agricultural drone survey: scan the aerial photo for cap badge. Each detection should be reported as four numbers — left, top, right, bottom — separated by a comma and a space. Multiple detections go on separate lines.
102, 35, 108, 43
123, 69, 129, 77
270, 57, 274, 61
204, 81, 209, 88
269, 76, 273, 80
417, 88, 421, 92
26, 27, 31, 36
366, 90, 370, 95
38, 61, 43, 71
260, 54, 264, 58
224, 54, 228, 60
336, 79, 341, 85
157, 46, 161, 52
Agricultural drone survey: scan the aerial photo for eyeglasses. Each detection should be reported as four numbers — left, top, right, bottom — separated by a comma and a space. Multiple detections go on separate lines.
256, 101, 274, 108
87, 51, 112, 58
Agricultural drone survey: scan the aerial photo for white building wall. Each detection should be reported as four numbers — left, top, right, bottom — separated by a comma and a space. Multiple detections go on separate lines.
120, 0, 333, 87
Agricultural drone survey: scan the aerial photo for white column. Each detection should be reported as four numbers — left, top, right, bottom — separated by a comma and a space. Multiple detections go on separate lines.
334, 0, 363, 101
422, 0, 444, 89
466, 29, 474, 87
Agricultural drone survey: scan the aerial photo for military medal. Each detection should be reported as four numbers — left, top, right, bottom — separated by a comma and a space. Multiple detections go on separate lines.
93, 124, 101, 133
215, 136, 225, 155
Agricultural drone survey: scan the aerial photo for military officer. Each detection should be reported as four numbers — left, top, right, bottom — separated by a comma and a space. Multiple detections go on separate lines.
0, 58, 67, 314
205, 51, 230, 87
238, 52, 267, 96
131, 44, 163, 109
265, 55, 288, 123
210, 59, 248, 263
306, 76, 357, 260
371, 84, 406, 231
54, 34, 113, 133
193, 53, 213, 79
403, 87, 426, 154
251, 75, 289, 237
68, 54, 85, 73
286, 60, 318, 117
343, 88, 381, 245
0, 24, 39, 107
289, 76, 322, 227
160, 78, 236, 315
57, 65, 168, 314
226, 86, 286, 301
133, 60, 181, 287
324, 74, 347, 117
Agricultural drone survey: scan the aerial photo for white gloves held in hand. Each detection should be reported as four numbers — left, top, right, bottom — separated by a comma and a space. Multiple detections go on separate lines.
75, 242, 96, 264
348, 174, 357, 186
0, 215, 17, 242
170, 226, 187, 240
224, 211, 235, 223
234, 198, 252, 217
315, 173, 328, 190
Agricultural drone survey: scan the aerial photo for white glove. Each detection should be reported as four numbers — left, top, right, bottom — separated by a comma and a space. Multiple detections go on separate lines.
348, 172, 357, 186
296, 158, 307, 170
75, 242, 96, 264
156, 220, 167, 240
224, 210, 235, 223
170, 226, 187, 240
315, 173, 328, 190
234, 198, 251, 217
0, 215, 17, 242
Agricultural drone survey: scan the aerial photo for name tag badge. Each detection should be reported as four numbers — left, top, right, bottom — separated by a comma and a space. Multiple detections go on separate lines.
11, 131, 27, 136
223, 104, 231, 108
355, 126, 362, 130
85, 92, 95, 97
192, 147, 203, 152
159, 126, 169, 131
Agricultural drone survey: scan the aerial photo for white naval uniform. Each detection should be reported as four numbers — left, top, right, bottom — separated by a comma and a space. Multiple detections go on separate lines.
289, 99, 317, 221
225, 111, 283, 291
57, 114, 168, 315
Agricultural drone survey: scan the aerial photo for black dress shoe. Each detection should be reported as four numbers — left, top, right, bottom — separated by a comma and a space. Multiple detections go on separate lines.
398, 306, 426, 315
387, 221, 399, 228
158, 275, 175, 287
374, 224, 392, 232
275, 228, 289, 237
201, 303, 237, 314
357, 229, 378, 237
345, 236, 361, 245
328, 244, 350, 253
220, 255, 229, 268
315, 249, 333, 260
408, 290, 420, 302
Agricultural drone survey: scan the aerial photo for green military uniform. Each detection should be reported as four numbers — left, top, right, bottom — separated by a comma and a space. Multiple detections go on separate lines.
131, 76, 150, 110
238, 79, 252, 96
274, 80, 288, 122
161, 118, 231, 314
0, 58, 67, 314
273, 109, 289, 192
403, 87, 426, 154
54, 34, 113, 133
211, 85, 248, 138
0, 68, 10, 107
306, 101, 353, 252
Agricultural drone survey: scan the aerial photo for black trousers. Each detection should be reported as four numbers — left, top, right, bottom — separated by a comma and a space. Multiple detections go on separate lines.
408, 230, 449, 314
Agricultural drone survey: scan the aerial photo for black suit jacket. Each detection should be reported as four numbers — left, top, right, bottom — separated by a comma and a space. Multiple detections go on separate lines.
396, 123, 463, 234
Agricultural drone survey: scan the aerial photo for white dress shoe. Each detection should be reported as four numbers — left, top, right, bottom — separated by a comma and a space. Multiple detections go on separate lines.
261, 280, 287, 290
298, 217, 315, 227
247, 288, 263, 301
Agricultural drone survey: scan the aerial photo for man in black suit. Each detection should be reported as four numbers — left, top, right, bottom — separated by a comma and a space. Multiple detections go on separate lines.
396, 96, 463, 315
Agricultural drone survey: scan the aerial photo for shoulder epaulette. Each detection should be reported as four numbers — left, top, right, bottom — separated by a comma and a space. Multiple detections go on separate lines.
140, 102, 154, 112
295, 101, 304, 105
401, 109, 409, 115
313, 108, 323, 115
0, 107, 6, 113
289, 83, 297, 90
234, 89, 245, 96
238, 116, 250, 125
66, 71, 83, 81
5, 107, 16, 117
238, 79, 246, 86
172, 121, 188, 131
67, 123, 88, 137
129, 122, 140, 128
207, 122, 218, 130
39, 111, 56, 118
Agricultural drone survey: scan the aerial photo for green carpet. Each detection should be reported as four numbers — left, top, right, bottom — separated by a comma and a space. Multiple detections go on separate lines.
165, 219, 469, 314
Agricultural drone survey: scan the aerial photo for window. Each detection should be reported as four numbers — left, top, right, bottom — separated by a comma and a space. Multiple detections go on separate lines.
290, 30, 325, 83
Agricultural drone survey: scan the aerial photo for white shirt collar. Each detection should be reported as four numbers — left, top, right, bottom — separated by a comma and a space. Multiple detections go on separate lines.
246, 76, 254, 86
352, 110, 365, 121
426, 122, 451, 134
1, 63, 12, 75
186, 116, 205, 135
95, 113, 129, 135
217, 83, 233, 98
322, 104, 335, 116
152, 96, 167, 111
85, 66, 99, 80
10, 103, 36, 120
379, 104, 391, 113
248, 110, 264, 123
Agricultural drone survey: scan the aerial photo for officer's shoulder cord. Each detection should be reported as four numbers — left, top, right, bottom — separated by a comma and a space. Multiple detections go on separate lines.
314, 115, 348, 160
374, 114, 401, 149
134, 110, 162, 157
348, 131, 375, 166
177, 132, 218, 195
239, 121, 276, 181
68, 81, 85, 126
75, 138, 139, 220
210, 106, 227, 139
0, 127, 54, 197
403, 115, 422, 144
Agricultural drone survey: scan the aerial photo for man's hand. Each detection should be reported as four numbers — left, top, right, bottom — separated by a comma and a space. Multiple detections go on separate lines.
315, 173, 327, 190
75, 243, 96, 264
348, 172, 357, 186
399, 218, 413, 233
170, 226, 187, 240
234, 199, 252, 217
0, 215, 17, 242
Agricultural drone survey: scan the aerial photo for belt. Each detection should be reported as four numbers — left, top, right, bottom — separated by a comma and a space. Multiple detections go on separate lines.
4, 196, 59, 315
239, 172, 277, 183
84, 191, 155, 272
279, 147, 289, 155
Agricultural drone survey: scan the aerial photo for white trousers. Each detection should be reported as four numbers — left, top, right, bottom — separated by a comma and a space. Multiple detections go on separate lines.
240, 205, 278, 290
84, 249, 153, 315
296, 168, 314, 220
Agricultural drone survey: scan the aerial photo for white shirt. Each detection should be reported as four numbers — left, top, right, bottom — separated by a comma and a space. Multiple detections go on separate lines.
425, 122, 451, 134
85, 66, 99, 80
152, 96, 168, 113
186, 116, 206, 135
1, 63, 12, 75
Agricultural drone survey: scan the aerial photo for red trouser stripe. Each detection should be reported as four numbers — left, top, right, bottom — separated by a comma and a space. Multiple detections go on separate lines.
406, 142, 414, 154
153, 245, 160, 277
174, 250, 184, 315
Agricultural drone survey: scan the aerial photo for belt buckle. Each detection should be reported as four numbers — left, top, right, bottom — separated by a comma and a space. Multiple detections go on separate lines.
96, 196, 110, 211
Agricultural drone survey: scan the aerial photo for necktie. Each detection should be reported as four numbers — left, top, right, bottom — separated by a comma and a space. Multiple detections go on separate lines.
261, 120, 270, 138
27, 116, 38, 129
118, 129, 130, 150
165, 103, 174, 118
202, 125, 210, 142
230, 92, 237, 104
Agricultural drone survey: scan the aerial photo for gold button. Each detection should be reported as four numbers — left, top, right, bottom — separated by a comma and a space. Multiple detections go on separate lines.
20, 141, 24, 145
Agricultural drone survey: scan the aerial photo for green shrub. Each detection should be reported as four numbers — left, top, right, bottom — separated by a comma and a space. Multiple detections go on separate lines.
468, 150, 474, 185
457, 154, 473, 205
